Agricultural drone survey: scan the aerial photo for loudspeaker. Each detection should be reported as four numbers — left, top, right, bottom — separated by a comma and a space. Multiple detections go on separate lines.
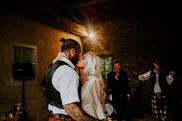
13, 63, 34, 78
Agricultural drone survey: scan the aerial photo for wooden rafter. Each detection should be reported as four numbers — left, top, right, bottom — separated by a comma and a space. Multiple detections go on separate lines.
91, 5, 105, 23
103, 2, 115, 21
78, 8, 91, 23
70, 0, 111, 9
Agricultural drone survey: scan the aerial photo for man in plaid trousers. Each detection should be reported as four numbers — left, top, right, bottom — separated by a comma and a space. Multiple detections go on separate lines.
138, 60, 175, 121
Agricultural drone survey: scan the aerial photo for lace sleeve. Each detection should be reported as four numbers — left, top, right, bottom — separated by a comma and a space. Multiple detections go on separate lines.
91, 80, 106, 120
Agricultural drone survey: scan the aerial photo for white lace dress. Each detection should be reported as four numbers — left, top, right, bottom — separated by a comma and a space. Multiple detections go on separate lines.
81, 76, 105, 120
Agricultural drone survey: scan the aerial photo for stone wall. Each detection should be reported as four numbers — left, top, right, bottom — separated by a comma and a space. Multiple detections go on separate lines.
83, 16, 180, 113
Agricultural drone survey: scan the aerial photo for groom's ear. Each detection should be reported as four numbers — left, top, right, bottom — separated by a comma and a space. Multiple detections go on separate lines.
70, 48, 76, 57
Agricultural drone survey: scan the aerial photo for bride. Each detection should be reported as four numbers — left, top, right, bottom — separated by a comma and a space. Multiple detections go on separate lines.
77, 52, 112, 121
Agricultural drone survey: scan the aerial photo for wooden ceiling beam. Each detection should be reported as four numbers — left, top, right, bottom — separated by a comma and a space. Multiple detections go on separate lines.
70, 0, 111, 8
91, 5, 105, 23
102, 2, 115, 21
78, 8, 92, 24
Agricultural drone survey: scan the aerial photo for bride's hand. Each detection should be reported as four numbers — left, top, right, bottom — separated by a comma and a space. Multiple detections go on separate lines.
102, 117, 112, 121
55, 52, 65, 61
107, 117, 112, 121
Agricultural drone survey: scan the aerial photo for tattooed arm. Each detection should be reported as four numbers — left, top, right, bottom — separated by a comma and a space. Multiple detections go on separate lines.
64, 103, 98, 121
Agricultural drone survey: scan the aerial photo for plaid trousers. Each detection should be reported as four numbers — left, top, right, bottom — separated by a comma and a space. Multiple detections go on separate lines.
151, 95, 169, 119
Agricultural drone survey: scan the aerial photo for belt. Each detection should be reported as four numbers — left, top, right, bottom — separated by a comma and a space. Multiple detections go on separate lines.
50, 113, 73, 120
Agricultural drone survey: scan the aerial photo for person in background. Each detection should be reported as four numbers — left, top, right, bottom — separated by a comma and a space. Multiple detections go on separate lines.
138, 60, 175, 121
107, 60, 132, 121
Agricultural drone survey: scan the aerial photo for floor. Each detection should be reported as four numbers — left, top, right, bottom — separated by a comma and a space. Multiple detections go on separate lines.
112, 115, 159, 121
132, 116, 158, 121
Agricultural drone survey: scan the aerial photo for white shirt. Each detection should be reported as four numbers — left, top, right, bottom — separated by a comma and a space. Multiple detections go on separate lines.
140, 69, 174, 94
48, 57, 80, 114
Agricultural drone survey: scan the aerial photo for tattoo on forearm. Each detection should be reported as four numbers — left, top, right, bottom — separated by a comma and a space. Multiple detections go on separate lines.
64, 103, 98, 121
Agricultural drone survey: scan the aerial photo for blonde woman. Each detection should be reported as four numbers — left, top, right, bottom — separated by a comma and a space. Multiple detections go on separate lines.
77, 52, 111, 121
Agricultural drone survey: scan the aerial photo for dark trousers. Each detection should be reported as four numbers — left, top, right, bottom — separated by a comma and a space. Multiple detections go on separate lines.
114, 97, 132, 121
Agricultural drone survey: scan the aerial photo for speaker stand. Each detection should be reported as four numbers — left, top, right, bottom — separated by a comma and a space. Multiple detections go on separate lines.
21, 77, 32, 121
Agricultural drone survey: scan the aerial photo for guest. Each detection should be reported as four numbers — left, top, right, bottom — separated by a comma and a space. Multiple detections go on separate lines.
107, 60, 132, 121
138, 60, 175, 121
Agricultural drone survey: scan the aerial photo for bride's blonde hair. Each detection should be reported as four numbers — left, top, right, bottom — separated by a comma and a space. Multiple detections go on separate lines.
84, 52, 106, 105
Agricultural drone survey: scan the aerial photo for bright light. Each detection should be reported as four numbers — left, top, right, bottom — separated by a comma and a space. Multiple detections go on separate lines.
89, 33, 95, 38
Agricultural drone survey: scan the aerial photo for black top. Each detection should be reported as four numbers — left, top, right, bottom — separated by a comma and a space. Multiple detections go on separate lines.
107, 70, 131, 101
150, 69, 169, 96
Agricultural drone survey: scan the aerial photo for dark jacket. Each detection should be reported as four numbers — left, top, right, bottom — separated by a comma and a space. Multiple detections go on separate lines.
107, 70, 131, 102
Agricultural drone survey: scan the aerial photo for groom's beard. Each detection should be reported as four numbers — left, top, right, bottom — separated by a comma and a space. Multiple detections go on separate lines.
71, 55, 79, 66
